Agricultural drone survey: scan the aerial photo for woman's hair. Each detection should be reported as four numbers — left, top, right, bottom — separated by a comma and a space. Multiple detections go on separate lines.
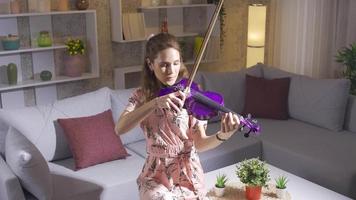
142, 33, 188, 102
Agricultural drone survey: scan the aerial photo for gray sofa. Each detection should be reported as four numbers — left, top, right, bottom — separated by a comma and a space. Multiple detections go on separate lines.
0, 64, 355, 199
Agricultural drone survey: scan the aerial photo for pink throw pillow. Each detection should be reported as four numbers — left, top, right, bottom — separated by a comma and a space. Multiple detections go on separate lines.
58, 110, 129, 170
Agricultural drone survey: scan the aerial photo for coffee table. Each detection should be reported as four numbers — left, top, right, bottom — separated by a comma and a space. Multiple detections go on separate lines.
204, 162, 352, 200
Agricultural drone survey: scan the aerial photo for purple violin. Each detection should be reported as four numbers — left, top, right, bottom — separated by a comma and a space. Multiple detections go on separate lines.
159, 78, 261, 137
159, 0, 260, 137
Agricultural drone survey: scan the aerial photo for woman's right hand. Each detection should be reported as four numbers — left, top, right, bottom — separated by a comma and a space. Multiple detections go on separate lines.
154, 90, 186, 113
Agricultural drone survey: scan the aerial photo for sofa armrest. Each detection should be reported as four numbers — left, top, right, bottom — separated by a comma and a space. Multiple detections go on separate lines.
0, 155, 25, 200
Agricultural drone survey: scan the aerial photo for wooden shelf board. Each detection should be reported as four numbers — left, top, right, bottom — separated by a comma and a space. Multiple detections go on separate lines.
139, 4, 215, 10
0, 44, 66, 55
0, 10, 96, 19
0, 73, 97, 92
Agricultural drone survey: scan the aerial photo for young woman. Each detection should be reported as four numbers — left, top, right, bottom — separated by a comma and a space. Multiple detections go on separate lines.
115, 33, 240, 200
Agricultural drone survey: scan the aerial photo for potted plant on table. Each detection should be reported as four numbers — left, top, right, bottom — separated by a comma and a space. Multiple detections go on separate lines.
336, 42, 356, 95
236, 158, 270, 200
215, 173, 228, 197
275, 175, 288, 198
64, 38, 86, 77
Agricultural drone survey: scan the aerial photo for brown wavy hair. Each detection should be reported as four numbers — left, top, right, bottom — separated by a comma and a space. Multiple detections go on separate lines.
142, 33, 188, 102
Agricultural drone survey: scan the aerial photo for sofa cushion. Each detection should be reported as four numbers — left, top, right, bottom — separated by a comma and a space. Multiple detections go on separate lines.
58, 110, 129, 170
243, 75, 290, 120
199, 64, 263, 117
263, 66, 350, 131
344, 95, 356, 132
5, 127, 52, 200
48, 148, 145, 200
111, 88, 145, 145
0, 87, 112, 161
258, 118, 356, 198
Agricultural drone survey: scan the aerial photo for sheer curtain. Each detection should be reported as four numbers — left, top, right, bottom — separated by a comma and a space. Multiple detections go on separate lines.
266, 0, 356, 78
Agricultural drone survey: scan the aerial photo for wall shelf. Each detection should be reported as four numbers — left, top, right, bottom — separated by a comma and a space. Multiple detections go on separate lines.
0, 10, 99, 108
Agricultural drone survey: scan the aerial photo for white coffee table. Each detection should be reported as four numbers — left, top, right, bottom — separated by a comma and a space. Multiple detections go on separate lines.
204, 163, 352, 200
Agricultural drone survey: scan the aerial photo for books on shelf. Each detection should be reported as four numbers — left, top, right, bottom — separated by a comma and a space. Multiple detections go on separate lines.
122, 12, 146, 41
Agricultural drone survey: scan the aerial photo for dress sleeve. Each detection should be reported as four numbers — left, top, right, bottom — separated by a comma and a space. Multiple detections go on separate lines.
124, 88, 144, 112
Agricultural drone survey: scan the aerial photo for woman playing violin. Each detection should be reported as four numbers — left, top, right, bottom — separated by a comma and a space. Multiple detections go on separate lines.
115, 33, 240, 200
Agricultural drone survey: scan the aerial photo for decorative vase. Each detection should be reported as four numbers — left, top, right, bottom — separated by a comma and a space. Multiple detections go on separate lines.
64, 54, 85, 77
6, 63, 17, 85
245, 186, 262, 200
57, 0, 69, 11
214, 186, 225, 197
40, 70, 52, 81
76, 0, 89, 10
276, 188, 287, 199
37, 31, 52, 47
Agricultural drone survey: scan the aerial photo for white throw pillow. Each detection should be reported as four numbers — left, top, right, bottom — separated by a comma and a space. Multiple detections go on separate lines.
5, 127, 52, 199
0, 87, 112, 161
111, 88, 145, 145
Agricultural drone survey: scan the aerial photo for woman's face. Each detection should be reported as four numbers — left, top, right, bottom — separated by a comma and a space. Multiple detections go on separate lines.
151, 47, 181, 86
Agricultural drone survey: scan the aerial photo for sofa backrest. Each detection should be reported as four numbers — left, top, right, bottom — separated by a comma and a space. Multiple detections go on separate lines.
0, 87, 112, 161
263, 66, 350, 131
344, 95, 356, 133
198, 64, 263, 114
110, 88, 145, 145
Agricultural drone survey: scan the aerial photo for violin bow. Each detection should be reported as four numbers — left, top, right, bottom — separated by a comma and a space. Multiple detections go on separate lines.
185, 0, 224, 94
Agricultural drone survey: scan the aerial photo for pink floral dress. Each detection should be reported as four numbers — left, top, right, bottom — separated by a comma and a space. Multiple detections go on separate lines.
125, 88, 209, 200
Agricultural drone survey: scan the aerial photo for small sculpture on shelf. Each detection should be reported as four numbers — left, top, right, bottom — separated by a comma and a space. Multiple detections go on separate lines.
76, 0, 89, 10
63, 38, 86, 77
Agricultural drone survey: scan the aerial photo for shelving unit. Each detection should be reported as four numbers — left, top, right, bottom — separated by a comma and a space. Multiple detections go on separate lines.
110, 0, 220, 89
0, 10, 99, 108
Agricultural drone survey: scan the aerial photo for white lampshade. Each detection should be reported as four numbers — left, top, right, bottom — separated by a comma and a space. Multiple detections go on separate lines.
247, 4, 267, 47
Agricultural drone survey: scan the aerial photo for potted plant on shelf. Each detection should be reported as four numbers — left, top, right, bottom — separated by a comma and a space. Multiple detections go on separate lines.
215, 173, 228, 197
236, 158, 270, 200
275, 175, 288, 198
336, 42, 356, 95
64, 38, 86, 77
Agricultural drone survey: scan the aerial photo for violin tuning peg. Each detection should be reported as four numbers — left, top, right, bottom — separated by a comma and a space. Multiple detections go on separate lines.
244, 130, 252, 138
247, 113, 252, 119
252, 119, 258, 123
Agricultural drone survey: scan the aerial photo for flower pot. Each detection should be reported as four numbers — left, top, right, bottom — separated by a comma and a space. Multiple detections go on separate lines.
276, 188, 287, 199
64, 54, 85, 77
245, 185, 262, 200
214, 186, 225, 197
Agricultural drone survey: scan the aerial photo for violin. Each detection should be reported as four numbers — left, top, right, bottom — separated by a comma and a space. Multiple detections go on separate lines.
158, 0, 261, 137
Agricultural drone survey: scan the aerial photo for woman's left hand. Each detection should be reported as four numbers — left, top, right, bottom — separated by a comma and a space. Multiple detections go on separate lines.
219, 112, 240, 140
